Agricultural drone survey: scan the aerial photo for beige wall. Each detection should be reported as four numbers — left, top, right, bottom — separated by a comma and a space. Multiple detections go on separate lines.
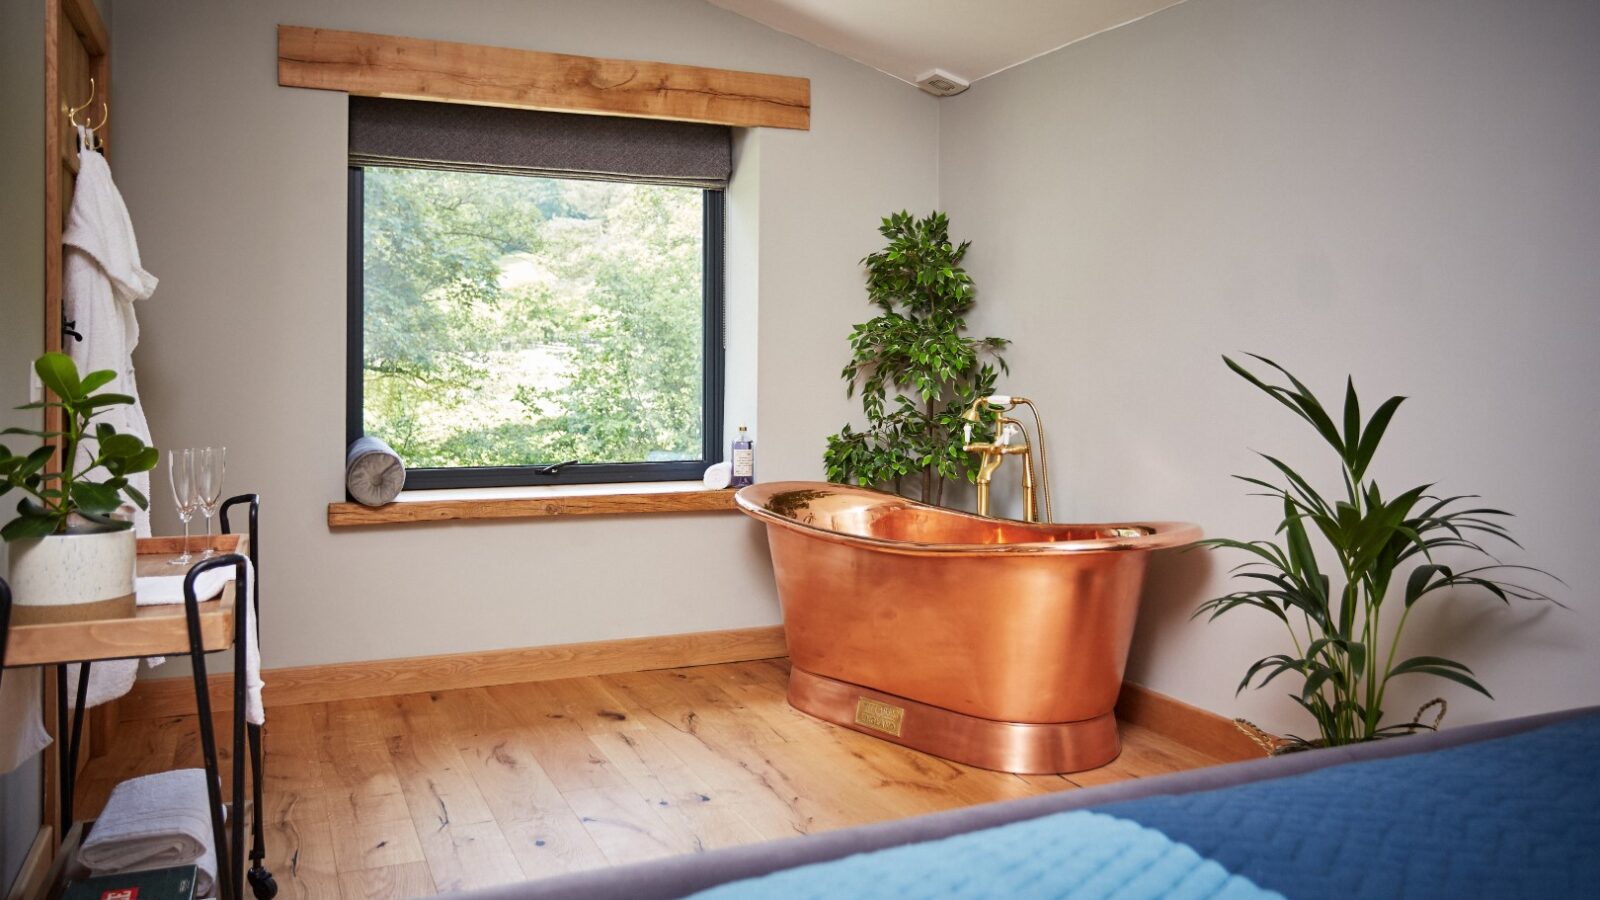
109, 0, 939, 670
939, 0, 1600, 732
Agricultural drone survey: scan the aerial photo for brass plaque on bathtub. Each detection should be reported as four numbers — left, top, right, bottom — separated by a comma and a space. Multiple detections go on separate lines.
854, 697, 905, 736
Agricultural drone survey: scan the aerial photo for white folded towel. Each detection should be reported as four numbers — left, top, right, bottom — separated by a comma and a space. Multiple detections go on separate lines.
81, 768, 220, 898
134, 559, 264, 726
135, 563, 239, 606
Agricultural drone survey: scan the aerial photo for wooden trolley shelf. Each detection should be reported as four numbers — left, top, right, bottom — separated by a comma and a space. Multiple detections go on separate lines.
4, 535, 242, 667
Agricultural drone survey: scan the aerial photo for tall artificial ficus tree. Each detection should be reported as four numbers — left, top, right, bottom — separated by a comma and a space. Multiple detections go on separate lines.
824, 211, 1009, 506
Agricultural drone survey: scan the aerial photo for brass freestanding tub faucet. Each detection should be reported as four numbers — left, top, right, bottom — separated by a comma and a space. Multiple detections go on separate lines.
961, 395, 1053, 522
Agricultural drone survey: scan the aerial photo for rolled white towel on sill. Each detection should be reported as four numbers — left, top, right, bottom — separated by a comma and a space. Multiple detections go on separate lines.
80, 768, 220, 899
346, 436, 406, 507
703, 461, 732, 490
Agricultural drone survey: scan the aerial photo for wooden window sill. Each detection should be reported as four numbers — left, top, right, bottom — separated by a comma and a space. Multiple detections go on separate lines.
327, 482, 739, 527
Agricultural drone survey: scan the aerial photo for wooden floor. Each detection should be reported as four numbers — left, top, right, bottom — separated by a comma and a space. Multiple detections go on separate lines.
76, 659, 1229, 899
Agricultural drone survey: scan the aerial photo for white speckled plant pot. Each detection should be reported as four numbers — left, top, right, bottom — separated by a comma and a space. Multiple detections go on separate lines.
7, 529, 137, 624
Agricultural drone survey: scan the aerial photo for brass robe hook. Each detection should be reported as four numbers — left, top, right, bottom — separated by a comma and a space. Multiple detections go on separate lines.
66, 77, 108, 149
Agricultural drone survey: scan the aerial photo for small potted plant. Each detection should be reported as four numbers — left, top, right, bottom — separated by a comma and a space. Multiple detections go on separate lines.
0, 353, 158, 623
1199, 354, 1556, 751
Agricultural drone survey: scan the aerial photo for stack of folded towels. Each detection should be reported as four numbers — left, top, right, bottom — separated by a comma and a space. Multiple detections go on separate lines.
79, 769, 220, 899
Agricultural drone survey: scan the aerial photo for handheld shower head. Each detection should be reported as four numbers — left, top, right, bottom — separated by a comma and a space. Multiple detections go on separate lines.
960, 397, 984, 444
961, 395, 1016, 444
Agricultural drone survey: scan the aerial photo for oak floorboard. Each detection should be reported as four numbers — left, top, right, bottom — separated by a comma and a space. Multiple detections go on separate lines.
328, 816, 427, 873
535, 675, 647, 736
587, 729, 764, 851
599, 670, 829, 836
415, 820, 526, 894
337, 862, 437, 900
384, 694, 497, 833
499, 818, 611, 883
561, 786, 700, 866
314, 699, 411, 825
74, 658, 1229, 898
264, 803, 343, 900
453, 727, 611, 879
481, 682, 633, 793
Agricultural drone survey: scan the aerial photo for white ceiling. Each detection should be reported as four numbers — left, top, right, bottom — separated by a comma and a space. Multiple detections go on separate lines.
707, 0, 1189, 87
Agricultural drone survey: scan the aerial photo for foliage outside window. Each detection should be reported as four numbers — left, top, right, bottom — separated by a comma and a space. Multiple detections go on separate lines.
350, 166, 722, 487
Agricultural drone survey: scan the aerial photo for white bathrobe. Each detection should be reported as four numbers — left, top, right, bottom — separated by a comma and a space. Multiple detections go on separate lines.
0, 668, 51, 775
64, 129, 159, 535
0, 137, 161, 773
62, 130, 159, 711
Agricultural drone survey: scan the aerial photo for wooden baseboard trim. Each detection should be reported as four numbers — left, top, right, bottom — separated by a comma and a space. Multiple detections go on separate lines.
1115, 682, 1263, 762
117, 625, 788, 720
5, 827, 53, 900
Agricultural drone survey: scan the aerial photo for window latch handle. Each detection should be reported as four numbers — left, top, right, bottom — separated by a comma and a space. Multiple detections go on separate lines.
533, 459, 580, 476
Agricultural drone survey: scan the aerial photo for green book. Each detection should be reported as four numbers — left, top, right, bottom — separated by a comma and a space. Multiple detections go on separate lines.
63, 866, 198, 900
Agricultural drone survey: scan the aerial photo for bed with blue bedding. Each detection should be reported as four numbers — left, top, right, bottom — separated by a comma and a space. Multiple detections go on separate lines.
461, 706, 1600, 899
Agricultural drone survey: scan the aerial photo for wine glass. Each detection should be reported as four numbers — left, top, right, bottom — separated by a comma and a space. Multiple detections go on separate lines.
195, 446, 227, 559
168, 448, 197, 566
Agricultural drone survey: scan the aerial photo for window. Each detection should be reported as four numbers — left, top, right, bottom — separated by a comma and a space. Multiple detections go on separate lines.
345, 99, 727, 489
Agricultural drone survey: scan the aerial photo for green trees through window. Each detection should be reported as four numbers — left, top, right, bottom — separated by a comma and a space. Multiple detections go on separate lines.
357, 167, 709, 473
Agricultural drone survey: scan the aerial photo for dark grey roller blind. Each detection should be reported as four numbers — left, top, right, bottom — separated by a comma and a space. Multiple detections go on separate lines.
349, 96, 731, 190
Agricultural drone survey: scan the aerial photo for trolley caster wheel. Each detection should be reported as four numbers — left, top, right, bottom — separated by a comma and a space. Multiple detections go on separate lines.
248, 866, 278, 900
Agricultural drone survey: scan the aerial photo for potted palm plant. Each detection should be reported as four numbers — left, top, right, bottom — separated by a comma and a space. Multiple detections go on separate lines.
0, 353, 158, 623
1199, 354, 1556, 750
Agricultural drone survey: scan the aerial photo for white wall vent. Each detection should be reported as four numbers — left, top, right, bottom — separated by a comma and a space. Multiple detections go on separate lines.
915, 69, 970, 97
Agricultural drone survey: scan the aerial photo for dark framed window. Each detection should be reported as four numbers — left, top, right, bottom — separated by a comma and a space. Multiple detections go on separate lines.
345, 99, 727, 489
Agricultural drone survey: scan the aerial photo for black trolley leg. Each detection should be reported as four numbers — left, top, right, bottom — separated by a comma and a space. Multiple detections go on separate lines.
247, 725, 268, 869
221, 495, 275, 900
230, 560, 248, 900
56, 660, 92, 831
0, 577, 9, 693
185, 556, 247, 900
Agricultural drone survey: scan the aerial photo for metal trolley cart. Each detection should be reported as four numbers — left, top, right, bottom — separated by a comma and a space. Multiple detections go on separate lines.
0, 494, 275, 900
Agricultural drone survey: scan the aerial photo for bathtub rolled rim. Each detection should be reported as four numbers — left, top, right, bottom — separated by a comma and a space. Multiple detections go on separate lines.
734, 481, 1202, 557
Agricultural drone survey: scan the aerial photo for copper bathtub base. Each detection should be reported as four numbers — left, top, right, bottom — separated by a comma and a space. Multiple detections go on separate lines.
788, 667, 1122, 775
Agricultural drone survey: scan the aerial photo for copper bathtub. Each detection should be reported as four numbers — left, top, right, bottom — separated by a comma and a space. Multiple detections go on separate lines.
736, 481, 1201, 774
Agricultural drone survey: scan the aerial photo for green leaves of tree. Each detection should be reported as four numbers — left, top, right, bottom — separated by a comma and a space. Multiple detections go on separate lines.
361, 169, 704, 468
0, 352, 156, 540
825, 211, 1009, 505
1197, 354, 1556, 747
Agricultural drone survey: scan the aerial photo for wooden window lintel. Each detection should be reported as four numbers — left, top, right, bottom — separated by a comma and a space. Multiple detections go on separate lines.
277, 25, 811, 131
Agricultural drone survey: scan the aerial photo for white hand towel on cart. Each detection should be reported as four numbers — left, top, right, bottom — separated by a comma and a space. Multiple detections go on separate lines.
132, 560, 264, 726
80, 768, 220, 898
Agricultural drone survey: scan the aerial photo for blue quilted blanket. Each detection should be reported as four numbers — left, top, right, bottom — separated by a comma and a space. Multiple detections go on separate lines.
692, 714, 1600, 899
694, 809, 1279, 900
